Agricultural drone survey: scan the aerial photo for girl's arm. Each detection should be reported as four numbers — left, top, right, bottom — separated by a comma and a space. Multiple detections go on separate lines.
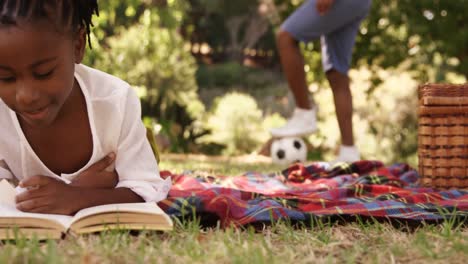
16, 175, 143, 215
110, 87, 171, 203
75, 187, 144, 210
70, 153, 119, 189
14, 153, 143, 215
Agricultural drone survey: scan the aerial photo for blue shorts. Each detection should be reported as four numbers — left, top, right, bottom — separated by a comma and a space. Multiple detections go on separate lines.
281, 0, 372, 74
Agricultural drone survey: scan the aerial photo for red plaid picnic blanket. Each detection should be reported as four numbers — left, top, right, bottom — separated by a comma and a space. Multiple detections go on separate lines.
158, 160, 468, 227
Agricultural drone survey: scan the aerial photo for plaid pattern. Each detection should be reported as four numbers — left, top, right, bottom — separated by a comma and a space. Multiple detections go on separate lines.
158, 161, 468, 227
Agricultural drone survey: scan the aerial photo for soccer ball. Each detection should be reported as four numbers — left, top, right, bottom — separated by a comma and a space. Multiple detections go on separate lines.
270, 137, 307, 165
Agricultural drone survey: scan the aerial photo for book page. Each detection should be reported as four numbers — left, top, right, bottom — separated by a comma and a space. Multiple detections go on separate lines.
0, 180, 73, 230
0, 180, 16, 206
0, 204, 73, 230
69, 203, 173, 233
1, 180, 171, 232
72, 203, 166, 222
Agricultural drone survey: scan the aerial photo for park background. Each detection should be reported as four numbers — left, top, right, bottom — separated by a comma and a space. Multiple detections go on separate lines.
1, 1, 467, 262
84, 0, 468, 167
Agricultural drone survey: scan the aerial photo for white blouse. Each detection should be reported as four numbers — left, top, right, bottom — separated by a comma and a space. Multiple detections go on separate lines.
0, 64, 171, 202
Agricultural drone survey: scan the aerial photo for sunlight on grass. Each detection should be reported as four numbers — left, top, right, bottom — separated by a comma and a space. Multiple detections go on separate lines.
159, 154, 285, 175
1, 222, 466, 264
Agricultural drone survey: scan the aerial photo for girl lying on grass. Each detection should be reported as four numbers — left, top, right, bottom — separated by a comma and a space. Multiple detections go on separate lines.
0, 0, 171, 215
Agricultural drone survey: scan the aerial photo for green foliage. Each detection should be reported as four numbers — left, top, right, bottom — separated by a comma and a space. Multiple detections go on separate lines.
196, 62, 248, 88
266, 0, 468, 163
82, 0, 468, 159
306, 66, 419, 165
301, 42, 326, 84
271, 0, 468, 81
198, 92, 267, 155
195, 0, 254, 17
187, 0, 275, 61
94, 12, 203, 121
358, 0, 468, 80
196, 62, 281, 90
83, 0, 204, 152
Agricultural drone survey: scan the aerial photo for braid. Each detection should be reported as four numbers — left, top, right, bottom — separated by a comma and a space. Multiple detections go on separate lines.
72, 0, 99, 47
0, 0, 99, 48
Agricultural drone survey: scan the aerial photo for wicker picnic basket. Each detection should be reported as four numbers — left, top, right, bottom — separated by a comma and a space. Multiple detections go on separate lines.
418, 83, 468, 189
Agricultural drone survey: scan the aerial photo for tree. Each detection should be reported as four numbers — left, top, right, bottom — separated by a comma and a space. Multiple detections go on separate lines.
185, 0, 276, 62
366, 0, 468, 80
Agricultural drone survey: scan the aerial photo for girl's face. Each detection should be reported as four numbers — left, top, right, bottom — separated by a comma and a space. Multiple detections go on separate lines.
0, 21, 85, 128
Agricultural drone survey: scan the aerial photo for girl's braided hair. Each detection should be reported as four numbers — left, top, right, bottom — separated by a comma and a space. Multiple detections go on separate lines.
0, 0, 99, 47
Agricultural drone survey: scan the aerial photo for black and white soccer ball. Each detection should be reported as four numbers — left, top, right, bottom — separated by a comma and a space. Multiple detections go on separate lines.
270, 137, 307, 165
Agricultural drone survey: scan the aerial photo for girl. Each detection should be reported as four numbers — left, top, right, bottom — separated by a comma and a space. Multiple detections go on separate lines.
0, 0, 171, 215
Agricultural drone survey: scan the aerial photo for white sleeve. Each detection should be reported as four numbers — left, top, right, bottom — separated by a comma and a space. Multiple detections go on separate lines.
114, 87, 171, 202
0, 160, 14, 180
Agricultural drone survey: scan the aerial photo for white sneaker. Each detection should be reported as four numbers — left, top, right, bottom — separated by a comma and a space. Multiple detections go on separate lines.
333, 145, 360, 163
270, 107, 318, 138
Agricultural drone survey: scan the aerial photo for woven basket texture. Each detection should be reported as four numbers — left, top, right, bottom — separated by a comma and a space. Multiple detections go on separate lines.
418, 83, 468, 189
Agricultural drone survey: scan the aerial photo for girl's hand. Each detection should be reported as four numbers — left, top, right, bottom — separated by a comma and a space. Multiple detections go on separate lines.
316, 0, 335, 15
16, 176, 81, 215
71, 153, 119, 189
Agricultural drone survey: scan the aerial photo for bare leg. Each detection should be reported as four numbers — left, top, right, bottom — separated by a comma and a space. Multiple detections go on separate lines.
326, 69, 354, 146
276, 30, 312, 109
270, 30, 320, 137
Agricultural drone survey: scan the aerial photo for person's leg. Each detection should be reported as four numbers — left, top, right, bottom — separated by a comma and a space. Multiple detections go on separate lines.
326, 69, 353, 146
276, 30, 311, 110
321, 0, 372, 162
271, 0, 372, 138
270, 31, 317, 138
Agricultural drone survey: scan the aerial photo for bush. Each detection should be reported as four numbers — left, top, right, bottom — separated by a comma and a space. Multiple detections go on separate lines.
196, 62, 282, 90
198, 92, 268, 155
196, 62, 248, 88
93, 10, 203, 120
84, 9, 205, 152
306, 66, 419, 165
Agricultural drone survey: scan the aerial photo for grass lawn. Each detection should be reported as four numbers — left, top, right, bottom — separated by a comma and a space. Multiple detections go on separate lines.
1, 155, 467, 264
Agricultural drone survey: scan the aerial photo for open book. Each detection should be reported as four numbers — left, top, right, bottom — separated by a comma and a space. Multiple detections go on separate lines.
0, 180, 173, 240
